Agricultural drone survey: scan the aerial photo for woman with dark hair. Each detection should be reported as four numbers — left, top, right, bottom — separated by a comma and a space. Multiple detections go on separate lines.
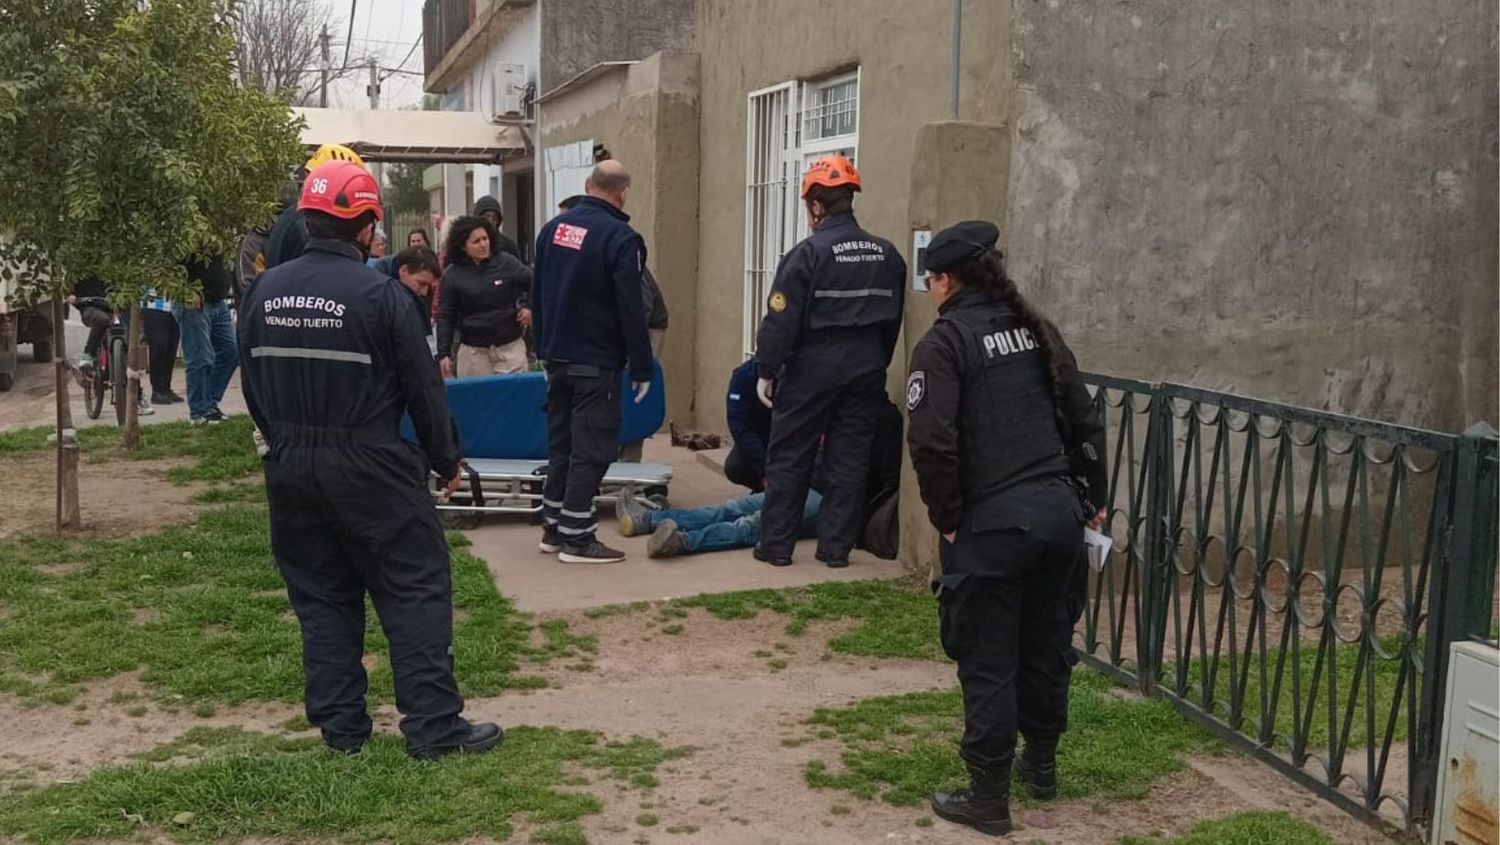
435, 215, 533, 378
408, 229, 430, 250
906, 221, 1109, 836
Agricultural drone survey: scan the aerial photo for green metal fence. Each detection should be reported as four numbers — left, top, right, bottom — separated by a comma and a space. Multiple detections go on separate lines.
1079, 375, 1499, 837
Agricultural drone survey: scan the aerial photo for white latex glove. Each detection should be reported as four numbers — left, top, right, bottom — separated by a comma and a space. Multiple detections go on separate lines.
756, 377, 775, 408
633, 381, 651, 404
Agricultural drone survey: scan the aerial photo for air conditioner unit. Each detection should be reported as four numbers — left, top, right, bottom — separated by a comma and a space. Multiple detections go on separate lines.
492, 63, 527, 119
1432, 640, 1499, 845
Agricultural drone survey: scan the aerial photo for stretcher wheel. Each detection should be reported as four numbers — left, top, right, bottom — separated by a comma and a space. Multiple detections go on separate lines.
442, 512, 484, 531
647, 493, 670, 510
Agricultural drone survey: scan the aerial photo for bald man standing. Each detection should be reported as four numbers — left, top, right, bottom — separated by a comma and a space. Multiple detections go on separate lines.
531, 160, 654, 563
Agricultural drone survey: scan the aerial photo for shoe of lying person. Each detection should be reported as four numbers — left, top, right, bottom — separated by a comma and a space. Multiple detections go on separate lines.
558, 540, 627, 564
616, 488, 653, 538
647, 520, 688, 558
407, 722, 504, 761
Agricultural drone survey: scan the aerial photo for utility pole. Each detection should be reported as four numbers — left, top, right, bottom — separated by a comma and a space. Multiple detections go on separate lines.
367, 58, 382, 186
318, 24, 331, 108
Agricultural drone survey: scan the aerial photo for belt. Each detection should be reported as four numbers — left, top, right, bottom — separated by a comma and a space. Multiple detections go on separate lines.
269, 423, 402, 447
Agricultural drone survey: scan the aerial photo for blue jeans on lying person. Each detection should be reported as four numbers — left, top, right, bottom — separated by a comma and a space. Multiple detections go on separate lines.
642, 491, 822, 553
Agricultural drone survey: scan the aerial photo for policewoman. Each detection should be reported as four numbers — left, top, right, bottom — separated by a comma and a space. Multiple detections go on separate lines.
240, 160, 501, 761
906, 221, 1108, 835
752, 155, 906, 568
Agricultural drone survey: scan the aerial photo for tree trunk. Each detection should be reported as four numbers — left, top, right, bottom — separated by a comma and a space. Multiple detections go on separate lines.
123, 301, 143, 450
53, 298, 80, 532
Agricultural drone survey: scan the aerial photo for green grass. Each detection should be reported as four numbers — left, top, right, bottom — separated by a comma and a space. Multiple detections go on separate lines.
675, 579, 943, 661
801, 670, 1219, 806
1165, 635, 1410, 750
0, 726, 686, 844
0, 416, 262, 484
0, 503, 586, 705
1120, 811, 1335, 845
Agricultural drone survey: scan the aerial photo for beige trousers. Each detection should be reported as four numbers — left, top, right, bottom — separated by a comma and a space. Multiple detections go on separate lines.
456, 338, 529, 377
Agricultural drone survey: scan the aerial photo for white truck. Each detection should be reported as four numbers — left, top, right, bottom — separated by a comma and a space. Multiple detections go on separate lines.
0, 246, 56, 391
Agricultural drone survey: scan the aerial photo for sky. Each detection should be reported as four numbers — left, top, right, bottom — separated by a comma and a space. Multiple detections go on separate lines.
320, 0, 428, 110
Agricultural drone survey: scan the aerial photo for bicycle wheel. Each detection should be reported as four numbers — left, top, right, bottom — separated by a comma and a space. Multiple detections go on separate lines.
85, 359, 105, 419
109, 335, 128, 426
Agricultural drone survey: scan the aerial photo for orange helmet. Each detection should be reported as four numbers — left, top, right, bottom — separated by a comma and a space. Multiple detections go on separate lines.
297, 161, 383, 222
801, 154, 861, 199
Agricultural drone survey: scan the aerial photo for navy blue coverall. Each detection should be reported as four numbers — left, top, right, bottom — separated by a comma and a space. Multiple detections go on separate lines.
239, 237, 468, 752
532, 196, 653, 548
725, 358, 772, 491
753, 213, 907, 563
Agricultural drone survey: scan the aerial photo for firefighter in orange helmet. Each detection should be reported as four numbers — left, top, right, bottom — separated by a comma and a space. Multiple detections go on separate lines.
239, 160, 502, 761
750, 155, 907, 568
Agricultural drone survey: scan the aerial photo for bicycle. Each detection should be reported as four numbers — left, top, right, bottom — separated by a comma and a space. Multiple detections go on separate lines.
73, 297, 129, 425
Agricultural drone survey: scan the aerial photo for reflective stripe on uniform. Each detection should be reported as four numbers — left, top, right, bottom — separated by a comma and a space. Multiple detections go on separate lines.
813, 288, 896, 299
561, 508, 594, 519
251, 346, 372, 365
558, 523, 597, 536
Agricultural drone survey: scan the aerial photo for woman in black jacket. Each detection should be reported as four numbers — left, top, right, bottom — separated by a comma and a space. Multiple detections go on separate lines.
436, 215, 534, 377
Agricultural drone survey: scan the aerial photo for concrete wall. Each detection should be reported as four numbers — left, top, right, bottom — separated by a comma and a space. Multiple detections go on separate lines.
1004, 1, 1499, 432
693, 0, 1010, 435
539, 53, 702, 425
539, 0, 697, 93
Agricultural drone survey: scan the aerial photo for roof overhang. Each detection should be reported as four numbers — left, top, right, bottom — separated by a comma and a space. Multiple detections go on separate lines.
292, 107, 526, 164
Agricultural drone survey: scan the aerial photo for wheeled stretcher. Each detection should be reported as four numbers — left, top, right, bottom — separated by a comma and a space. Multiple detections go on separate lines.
405, 361, 673, 516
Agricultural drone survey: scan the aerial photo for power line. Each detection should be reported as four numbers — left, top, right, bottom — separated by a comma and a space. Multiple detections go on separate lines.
380, 33, 422, 83
342, 0, 358, 68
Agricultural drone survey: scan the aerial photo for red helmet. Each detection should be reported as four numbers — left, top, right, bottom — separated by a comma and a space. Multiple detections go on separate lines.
298, 161, 383, 221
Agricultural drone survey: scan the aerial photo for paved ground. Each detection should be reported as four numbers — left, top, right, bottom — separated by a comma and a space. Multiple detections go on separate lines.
462, 441, 906, 613
0, 316, 247, 432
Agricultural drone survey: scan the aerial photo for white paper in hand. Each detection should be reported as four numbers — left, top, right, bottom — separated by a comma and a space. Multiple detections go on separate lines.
1084, 528, 1113, 572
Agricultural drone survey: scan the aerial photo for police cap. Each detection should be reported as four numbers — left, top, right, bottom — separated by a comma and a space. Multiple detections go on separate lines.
925, 220, 1000, 274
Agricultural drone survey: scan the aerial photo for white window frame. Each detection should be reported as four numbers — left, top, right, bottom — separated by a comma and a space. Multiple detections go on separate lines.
742, 69, 860, 356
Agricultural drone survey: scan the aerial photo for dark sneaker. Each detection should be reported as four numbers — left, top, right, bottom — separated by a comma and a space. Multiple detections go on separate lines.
326, 740, 367, 757
753, 547, 793, 567
647, 520, 688, 558
204, 410, 226, 425
538, 526, 563, 554
151, 391, 180, 405
166, 390, 186, 404
558, 540, 627, 564
408, 722, 504, 761
816, 551, 850, 569
615, 488, 652, 538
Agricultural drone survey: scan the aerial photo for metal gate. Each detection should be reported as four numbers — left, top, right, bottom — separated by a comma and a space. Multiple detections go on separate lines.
1078, 375, 1499, 837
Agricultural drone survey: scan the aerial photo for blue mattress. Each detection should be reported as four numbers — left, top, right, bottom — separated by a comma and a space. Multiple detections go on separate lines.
402, 361, 666, 461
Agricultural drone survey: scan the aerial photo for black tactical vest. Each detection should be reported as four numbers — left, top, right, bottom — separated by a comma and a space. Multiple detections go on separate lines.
938, 298, 1071, 503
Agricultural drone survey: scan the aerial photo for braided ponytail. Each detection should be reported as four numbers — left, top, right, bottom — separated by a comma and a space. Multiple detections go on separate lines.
950, 251, 1074, 440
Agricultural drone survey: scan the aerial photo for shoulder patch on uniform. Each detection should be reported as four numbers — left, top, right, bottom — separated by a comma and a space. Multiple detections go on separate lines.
906, 370, 926, 411
768, 291, 788, 313
553, 223, 588, 250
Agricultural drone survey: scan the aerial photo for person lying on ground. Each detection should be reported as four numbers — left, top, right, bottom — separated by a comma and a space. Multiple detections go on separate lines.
616, 487, 821, 559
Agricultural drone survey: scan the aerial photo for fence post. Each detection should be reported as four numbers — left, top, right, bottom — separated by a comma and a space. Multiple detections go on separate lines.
1413, 422, 1499, 829
1138, 387, 1174, 694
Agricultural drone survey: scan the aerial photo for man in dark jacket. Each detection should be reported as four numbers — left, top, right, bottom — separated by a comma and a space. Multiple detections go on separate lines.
239, 160, 500, 761
532, 160, 654, 564
473, 196, 522, 262
724, 358, 771, 491
752, 155, 906, 569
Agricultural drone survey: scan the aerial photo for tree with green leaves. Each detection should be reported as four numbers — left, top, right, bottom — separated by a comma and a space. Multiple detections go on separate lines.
0, 0, 305, 530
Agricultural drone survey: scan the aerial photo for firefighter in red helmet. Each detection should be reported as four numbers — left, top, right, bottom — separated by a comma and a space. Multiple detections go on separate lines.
238, 159, 503, 760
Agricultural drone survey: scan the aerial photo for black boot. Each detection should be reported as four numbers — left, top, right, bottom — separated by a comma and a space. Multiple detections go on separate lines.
1016, 735, 1058, 800
931, 763, 1013, 836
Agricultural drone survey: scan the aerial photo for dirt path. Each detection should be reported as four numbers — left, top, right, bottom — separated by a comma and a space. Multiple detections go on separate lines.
0, 606, 1397, 844
0, 452, 203, 538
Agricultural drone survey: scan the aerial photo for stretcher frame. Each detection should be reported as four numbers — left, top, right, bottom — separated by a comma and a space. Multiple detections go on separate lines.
430, 458, 672, 515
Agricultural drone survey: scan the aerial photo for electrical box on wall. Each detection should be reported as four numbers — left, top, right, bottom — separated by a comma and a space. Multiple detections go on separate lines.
492, 64, 527, 119
1432, 640, 1499, 845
